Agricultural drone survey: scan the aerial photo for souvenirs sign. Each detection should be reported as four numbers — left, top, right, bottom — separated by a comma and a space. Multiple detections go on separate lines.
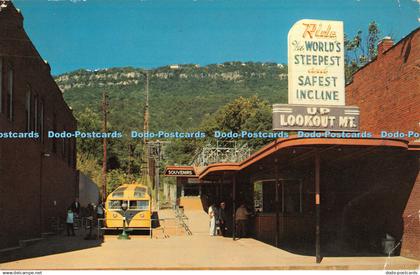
288, 19, 345, 106
165, 167, 196, 177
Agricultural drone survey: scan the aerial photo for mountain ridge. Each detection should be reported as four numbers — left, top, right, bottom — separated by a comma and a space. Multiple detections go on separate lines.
57, 61, 289, 132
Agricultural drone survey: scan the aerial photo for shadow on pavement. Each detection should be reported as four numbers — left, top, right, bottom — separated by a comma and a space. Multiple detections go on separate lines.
0, 228, 103, 264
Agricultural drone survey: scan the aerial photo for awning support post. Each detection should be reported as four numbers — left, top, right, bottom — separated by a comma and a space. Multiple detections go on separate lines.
315, 151, 321, 263
232, 174, 236, 241
275, 158, 280, 248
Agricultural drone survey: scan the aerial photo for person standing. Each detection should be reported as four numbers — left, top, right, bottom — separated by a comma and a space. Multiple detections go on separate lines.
219, 201, 228, 237
70, 197, 81, 230
96, 201, 105, 227
70, 197, 81, 215
235, 204, 251, 238
85, 203, 95, 239
208, 203, 217, 236
66, 208, 75, 236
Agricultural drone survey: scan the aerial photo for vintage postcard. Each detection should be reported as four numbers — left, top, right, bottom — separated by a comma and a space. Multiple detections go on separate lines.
0, 0, 419, 273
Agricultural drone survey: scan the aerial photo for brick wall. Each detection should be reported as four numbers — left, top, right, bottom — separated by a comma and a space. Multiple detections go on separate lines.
346, 28, 419, 136
0, 3, 77, 249
346, 28, 420, 260
401, 154, 420, 259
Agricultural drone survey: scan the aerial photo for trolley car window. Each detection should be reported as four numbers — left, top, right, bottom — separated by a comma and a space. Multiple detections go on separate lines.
108, 200, 127, 210
134, 187, 146, 198
129, 200, 149, 210
112, 187, 127, 198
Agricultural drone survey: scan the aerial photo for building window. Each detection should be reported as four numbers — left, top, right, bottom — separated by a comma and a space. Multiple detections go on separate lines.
62, 133, 66, 159
52, 113, 57, 153
25, 88, 31, 131
0, 58, 3, 113
34, 95, 38, 132
7, 68, 13, 121
283, 180, 302, 213
40, 100, 44, 143
67, 139, 73, 167
254, 179, 302, 214
68, 138, 72, 166
72, 138, 76, 168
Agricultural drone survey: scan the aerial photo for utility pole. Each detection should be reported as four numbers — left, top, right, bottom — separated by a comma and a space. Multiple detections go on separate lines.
102, 92, 109, 200
143, 71, 149, 143
142, 71, 150, 186
147, 140, 170, 210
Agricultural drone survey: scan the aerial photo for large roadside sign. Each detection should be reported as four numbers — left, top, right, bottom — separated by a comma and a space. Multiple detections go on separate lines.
273, 19, 359, 132
288, 19, 345, 106
273, 104, 359, 132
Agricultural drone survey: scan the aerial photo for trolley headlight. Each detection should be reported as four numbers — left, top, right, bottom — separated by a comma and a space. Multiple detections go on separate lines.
121, 202, 128, 212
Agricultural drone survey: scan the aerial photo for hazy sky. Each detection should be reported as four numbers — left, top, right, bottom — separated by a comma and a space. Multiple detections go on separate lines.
12, 0, 420, 75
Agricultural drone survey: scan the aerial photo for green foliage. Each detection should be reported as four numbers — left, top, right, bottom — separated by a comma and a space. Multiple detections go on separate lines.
64, 22, 385, 190
75, 108, 102, 160
200, 95, 272, 148
77, 153, 102, 188
60, 62, 288, 170
345, 21, 380, 82
165, 139, 201, 165
107, 169, 132, 193
166, 95, 273, 164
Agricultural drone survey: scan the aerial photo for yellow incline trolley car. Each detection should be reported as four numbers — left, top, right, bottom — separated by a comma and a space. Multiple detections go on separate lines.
105, 183, 152, 230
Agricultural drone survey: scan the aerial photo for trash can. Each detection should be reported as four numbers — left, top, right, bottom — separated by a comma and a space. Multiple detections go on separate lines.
382, 234, 396, 255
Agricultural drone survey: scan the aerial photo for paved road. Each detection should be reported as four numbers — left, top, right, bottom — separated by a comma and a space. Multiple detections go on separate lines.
1, 233, 419, 270
1, 204, 419, 270
1, 209, 419, 270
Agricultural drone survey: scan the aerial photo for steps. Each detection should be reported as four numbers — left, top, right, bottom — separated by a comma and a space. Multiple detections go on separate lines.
151, 209, 188, 238
179, 197, 204, 211
179, 197, 210, 236
19, 238, 44, 247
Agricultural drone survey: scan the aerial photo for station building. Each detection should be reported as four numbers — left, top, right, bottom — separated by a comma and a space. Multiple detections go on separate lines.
0, 3, 78, 249
166, 28, 420, 260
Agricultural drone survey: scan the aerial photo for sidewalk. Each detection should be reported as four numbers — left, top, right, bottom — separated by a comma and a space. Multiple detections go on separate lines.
1, 233, 419, 270
1, 204, 419, 270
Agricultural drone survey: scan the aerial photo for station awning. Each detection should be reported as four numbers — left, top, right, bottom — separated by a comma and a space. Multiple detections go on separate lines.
165, 137, 417, 181
197, 137, 414, 180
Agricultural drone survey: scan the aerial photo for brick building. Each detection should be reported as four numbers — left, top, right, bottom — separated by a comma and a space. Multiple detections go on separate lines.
0, 2, 78, 249
346, 28, 420, 259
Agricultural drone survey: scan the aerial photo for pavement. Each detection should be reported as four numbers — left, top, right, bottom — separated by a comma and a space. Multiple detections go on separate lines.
1, 231, 419, 270
1, 200, 419, 270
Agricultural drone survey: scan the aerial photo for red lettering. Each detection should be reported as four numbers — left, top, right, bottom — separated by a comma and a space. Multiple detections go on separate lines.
302, 23, 337, 39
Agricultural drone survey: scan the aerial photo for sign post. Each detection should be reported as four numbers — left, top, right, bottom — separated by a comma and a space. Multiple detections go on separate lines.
273, 19, 361, 264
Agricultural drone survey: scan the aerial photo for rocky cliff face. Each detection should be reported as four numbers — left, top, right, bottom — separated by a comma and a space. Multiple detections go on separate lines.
55, 62, 288, 92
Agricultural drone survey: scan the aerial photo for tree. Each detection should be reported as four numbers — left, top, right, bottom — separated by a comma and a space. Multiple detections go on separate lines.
345, 21, 380, 82
201, 95, 272, 148
75, 107, 103, 159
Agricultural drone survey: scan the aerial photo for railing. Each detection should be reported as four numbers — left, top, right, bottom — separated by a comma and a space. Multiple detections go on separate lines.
96, 217, 191, 239
48, 216, 65, 234
48, 215, 100, 237
190, 141, 251, 167
175, 206, 192, 235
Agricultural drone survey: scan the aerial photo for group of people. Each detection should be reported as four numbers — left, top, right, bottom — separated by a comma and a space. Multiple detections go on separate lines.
208, 202, 252, 238
65, 197, 105, 237
208, 201, 228, 236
